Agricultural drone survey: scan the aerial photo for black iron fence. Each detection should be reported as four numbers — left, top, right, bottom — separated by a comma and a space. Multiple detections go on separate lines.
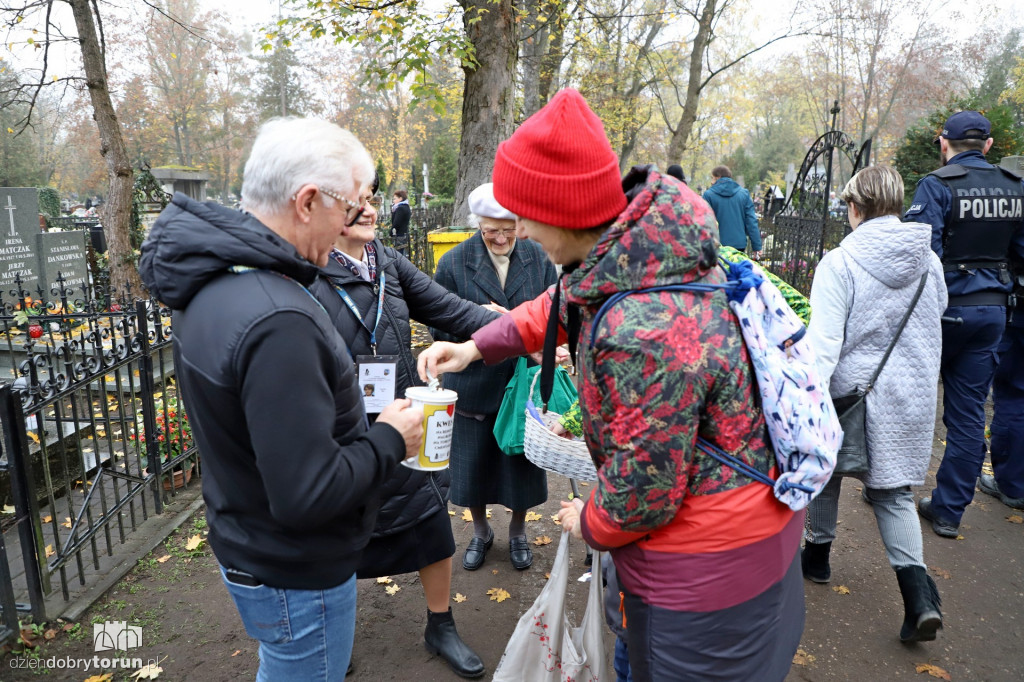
378, 204, 456, 275
0, 274, 198, 641
760, 215, 850, 296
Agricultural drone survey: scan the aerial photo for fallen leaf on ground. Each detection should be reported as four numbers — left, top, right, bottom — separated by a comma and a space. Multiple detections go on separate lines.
832, 585, 850, 595
580, 481, 589, 486
41, 514, 52, 523
43, 628, 56, 640
487, 587, 510, 603
185, 534, 204, 551
486, 508, 492, 518
45, 544, 55, 558
915, 663, 951, 680
545, 572, 551, 579
385, 584, 401, 596
1, 505, 14, 514
129, 661, 164, 679
524, 511, 543, 522
453, 593, 467, 603
448, 510, 456, 516
533, 536, 553, 546
461, 509, 473, 522
792, 648, 816, 666
63, 517, 72, 528
955, 535, 965, 541
930, 567, 951, 580
492, 569, 499, 575
550, 514, 562, 525
61, 623, 75, 632
231, 650, 241, 657
26, 431, 39, 444
376, 576, 392, 584
1007, 515, 1023, 524
85, 675, 113, 682
157, 555, 171, 563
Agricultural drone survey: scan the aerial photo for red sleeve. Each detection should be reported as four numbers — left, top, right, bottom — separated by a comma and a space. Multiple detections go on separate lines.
470, 285, 563, 364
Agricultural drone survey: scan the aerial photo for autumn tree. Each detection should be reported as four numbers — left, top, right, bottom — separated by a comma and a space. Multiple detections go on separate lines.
2, 0, 145, 293
143, 0, 217, 168
276, 0, 515, 221
661, 0, 812, 167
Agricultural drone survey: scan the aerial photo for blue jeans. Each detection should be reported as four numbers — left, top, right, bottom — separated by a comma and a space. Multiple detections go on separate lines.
614, 636, 633, 682
932, 305, 1006, 523
220, 566, 356, 682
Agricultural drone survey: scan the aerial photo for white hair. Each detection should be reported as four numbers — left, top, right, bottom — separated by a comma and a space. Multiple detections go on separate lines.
241, 117, 374, 216
467, 213, 480, 229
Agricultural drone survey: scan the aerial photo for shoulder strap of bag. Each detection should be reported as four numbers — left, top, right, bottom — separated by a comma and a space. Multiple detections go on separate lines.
864, 272, 928, 394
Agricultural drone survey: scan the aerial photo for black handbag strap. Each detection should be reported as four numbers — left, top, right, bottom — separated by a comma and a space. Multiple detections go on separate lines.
864, 272, 928, 394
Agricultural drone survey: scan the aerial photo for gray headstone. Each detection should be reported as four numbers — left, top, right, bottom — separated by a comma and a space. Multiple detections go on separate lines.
37, 231, 89, 302
0, 188, 42, 295
1000, 156, 1024, 174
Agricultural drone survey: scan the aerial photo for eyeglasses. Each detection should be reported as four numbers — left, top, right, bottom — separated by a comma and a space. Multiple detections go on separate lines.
481, 228, 517, 240
319, 187, 367, 227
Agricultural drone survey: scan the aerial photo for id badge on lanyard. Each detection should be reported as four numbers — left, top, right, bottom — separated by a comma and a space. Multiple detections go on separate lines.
356, 354, 398, 413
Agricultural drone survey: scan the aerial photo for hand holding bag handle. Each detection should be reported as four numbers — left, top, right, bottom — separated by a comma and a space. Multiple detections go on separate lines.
833, 272, 929, 475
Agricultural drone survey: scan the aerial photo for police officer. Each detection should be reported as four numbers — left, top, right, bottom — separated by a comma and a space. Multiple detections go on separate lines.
905, 110, 1024, 538
979, 258, 1024, 510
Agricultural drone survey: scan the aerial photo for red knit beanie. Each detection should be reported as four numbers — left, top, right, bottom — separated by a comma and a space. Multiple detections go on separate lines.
492, 89, 626, 229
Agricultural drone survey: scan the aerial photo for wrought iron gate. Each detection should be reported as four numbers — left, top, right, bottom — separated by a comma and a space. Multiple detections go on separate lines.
761, 101, 873, 294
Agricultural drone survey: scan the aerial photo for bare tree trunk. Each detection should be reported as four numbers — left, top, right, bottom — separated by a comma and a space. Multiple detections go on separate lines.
520, 0, 547, 117
537, 1, 565, 107
68, 0, 144, 295
665, 0, 716, 165
454, 0, 517, 223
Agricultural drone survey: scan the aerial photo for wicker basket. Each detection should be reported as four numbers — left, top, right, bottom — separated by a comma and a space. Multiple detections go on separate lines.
522, 373, 597, 481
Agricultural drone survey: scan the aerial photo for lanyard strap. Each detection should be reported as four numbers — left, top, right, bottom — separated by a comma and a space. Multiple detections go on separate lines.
228, 265, 329, 317
334, 271, 386, 354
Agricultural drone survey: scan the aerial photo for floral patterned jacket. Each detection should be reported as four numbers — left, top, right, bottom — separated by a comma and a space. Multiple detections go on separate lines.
472, 168, 800, 612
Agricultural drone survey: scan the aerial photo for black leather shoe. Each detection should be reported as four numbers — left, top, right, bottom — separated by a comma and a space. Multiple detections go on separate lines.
917, 497, 960, 539
462, 528, 493, 571
509, 535, 533, 570
424, 608, 486, 678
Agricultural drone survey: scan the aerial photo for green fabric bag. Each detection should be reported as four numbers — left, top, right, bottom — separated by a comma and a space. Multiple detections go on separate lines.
494, 357, 578, 455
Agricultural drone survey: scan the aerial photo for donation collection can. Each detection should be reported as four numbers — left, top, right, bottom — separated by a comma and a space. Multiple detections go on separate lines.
401, 385, 458, 471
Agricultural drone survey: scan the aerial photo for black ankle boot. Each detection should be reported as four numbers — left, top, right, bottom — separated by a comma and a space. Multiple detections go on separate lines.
424, 608, 486, 678
801, 541, 832, 583
895, 566, 943, 643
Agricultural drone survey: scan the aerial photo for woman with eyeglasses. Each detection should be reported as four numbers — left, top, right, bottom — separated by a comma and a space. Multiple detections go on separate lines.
309, 173, 501, 678
430, 183, 558, 574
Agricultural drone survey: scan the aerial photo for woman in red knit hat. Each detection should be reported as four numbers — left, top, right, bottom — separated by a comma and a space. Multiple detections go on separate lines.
418, 89, 804, 681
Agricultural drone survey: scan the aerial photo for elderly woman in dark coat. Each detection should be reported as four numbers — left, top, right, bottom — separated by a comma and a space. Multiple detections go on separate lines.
310, 175, 499, 679
431, 184, 558, 572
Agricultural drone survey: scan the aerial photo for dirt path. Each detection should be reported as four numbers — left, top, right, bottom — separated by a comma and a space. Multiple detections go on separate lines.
4, 402, 1023, 681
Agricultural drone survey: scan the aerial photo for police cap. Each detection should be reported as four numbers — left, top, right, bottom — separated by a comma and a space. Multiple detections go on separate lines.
934, 110, 991, 144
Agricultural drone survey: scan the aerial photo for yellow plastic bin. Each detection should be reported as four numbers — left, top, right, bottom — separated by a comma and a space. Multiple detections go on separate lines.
427, 226, 476, 267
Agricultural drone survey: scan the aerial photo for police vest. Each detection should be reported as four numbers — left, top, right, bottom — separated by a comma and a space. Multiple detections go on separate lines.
931, 164, 1024, 279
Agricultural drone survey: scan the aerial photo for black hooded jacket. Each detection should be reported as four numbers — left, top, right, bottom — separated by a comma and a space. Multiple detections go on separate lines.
139, 194, 406, 589
310, 241, 499, 537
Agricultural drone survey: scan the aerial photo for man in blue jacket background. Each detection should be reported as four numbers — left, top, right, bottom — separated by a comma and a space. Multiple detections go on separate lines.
702, 165, 762, 258
905, 110, 1024, 538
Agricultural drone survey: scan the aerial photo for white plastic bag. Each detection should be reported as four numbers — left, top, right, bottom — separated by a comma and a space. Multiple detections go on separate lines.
492, 531, 606, 682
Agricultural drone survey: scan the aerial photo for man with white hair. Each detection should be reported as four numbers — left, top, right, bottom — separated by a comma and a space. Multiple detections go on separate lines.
140, 117, 423, 681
